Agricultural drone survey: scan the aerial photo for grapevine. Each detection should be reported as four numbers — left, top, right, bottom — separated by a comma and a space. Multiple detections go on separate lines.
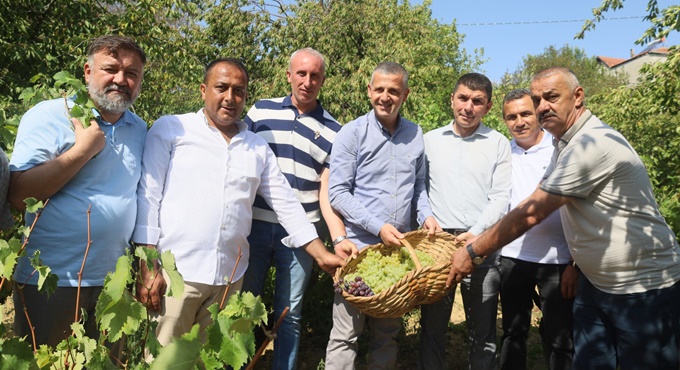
53, 71, 99, 128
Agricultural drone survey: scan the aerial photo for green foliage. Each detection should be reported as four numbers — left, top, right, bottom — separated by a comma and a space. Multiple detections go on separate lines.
150, 324, 202, 370
488, 44, 626, 134
578, 1, 680, 46
200, 292, 267, 369
590, 47, 680, 237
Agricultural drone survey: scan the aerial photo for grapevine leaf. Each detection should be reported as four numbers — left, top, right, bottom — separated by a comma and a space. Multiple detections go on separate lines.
95, 289, 146, 342
150, 324, 202, 370
23, 198, 43, 214
217, 330, 252, 369
71, 322, 116, 369
35, 345, 58, 368
19, 226, 30, 238
70, 105, 85, 118
0, 337, 34, 370
134, 245, 159, 271
198, 351, 222, 370
29, 251, 58, 298
104, 255, 132, 301
0, 240, 19, 280
159, 250, 184, 298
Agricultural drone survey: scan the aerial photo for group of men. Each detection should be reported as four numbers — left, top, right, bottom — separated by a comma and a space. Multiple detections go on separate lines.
3, 34, 679, 370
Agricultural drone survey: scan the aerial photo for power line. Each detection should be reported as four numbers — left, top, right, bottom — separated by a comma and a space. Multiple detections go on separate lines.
458, 16, 644, 27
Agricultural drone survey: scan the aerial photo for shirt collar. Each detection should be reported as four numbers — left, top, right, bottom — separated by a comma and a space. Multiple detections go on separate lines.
369, 110, 404, 136
282, 94, 326, 123
510, 130, 553, 153
199, 108, 247, 134
446, 120, 492, 138
558, 109, 593, 150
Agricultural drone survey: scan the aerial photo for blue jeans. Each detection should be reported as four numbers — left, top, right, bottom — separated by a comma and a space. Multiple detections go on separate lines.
241, 220, 314, 370
420, 252, 501, 370
573, 277, 680, 369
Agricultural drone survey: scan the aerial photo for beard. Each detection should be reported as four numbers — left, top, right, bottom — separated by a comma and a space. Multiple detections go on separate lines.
88, 81, 138, 116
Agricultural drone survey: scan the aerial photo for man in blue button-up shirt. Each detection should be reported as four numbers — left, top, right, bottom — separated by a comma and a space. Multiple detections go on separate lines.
324, 61, 440, 369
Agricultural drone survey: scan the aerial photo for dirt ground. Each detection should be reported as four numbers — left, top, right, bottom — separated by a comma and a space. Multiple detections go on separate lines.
254, 288, 546, 370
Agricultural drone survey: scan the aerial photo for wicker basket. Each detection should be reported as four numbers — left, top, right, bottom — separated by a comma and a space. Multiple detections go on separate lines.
334, 230, 462, 318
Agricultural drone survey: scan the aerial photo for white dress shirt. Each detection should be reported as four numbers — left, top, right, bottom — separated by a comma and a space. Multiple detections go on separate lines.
501, 131, 570, 264
133, 109, 317, 285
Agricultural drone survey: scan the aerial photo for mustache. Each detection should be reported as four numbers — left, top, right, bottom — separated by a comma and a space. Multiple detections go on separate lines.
538, 112, 557, 122
104, 84, 131, 95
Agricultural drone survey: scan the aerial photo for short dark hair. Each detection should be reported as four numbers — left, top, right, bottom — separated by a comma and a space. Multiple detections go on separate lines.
502, 89, 532, 116
204, 58, 249, 85
87, 35, 146, 65
453, 73, 492, 101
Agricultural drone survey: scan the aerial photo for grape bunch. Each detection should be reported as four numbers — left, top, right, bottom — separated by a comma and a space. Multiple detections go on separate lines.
333, 276, 375, 297
339, 247, 437, 295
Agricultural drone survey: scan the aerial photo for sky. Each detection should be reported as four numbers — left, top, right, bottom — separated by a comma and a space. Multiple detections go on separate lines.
415, 0, 677, 82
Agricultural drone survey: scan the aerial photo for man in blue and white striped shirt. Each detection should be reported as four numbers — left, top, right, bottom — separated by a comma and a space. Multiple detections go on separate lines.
242, 48, 357, 370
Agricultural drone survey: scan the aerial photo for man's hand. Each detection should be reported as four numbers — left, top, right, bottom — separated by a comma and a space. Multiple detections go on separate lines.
303, 238, 346, 275
137, 259, 167, 312
421, 216, 442, 239
560, 263, 580, 299
379, 224, 404, 247
455, 231, 475, 245
69, 117, 106, 161
334, 238, 359, 260
446, 247, 475, 288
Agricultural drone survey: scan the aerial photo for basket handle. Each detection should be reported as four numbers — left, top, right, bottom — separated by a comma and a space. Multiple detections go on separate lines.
399, 238, 422, 270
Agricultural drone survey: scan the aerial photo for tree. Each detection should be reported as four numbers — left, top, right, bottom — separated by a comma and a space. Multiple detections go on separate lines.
485, 44, 626, 135
203, 0, 482, 131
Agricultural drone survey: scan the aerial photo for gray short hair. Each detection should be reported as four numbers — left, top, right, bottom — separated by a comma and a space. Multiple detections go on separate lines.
532, 67, 580, 91
371, 62, 409, 89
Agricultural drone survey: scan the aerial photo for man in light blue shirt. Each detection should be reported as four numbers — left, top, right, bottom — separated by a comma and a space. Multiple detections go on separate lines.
420, 73, 511, 370
8, 35, 147, 347
325, 61, 440, 369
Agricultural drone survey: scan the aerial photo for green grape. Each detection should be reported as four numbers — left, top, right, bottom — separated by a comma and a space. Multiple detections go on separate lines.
347, 247, 436, 294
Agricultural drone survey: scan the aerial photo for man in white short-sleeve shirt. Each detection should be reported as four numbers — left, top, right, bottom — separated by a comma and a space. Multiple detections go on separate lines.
447, 68, 680, 369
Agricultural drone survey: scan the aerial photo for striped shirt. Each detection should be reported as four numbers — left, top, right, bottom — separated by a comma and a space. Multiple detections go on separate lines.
244, 95, 342, 223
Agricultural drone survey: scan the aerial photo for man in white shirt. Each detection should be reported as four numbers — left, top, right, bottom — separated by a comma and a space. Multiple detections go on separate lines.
420, 73, 511, 370
499, 89, 578, 370
132, 58, 344, 346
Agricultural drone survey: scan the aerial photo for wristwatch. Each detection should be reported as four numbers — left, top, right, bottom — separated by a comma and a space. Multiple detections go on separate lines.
466, 243, 485, 265
332, 235, 348, 246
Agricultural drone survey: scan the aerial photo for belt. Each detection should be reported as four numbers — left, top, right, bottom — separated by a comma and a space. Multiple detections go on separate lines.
443, 228, 468, 236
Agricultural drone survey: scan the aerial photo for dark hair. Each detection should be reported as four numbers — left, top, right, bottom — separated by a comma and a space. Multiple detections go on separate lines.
204, 58, 249, 84
502, 88, 532, 116
453, 73, 492, 101
87, 35, 146, 65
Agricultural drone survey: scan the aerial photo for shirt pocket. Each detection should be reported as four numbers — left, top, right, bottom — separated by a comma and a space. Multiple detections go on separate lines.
227, 151, 262, 194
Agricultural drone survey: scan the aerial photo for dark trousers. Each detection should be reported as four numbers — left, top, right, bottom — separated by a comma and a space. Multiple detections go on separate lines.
499, 257, 574, 370
13, 284, 102, 347
573, 277, 680, 369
